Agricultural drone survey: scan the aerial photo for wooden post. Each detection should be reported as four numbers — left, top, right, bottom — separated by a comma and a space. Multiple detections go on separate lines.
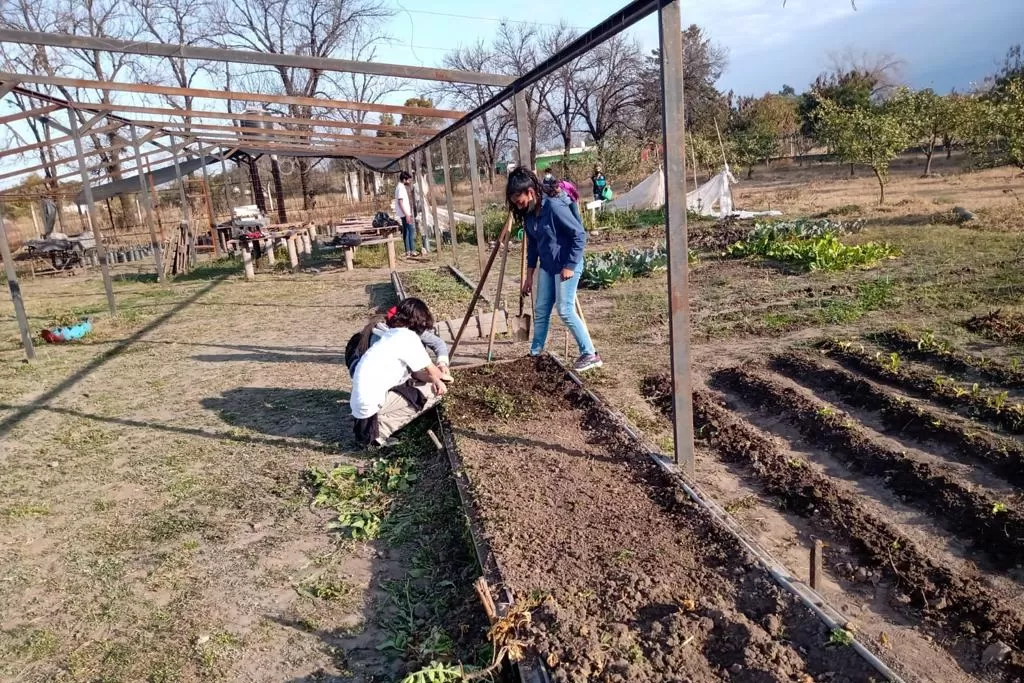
344, 247, 354, 271
486, 233, 512, 361
264, 238, 275, 266
301, 230, 312, 255
287, 235, 299, 269
28, 203, 40, 238
67, 110, 116, 315
422, 147, 442, 250
810, 539, 823, 591
466, 122, 487, 272
386, 237, 397, 271
241, 242, 255, 280
440, 135, 459, 265
197, 141, 220, 258
0, 201, 35, 361
130, 125, 165, 281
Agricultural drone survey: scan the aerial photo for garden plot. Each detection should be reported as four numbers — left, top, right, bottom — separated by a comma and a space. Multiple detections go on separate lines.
400, 267, 491, 322
642, 328, 1024, 682
444, 357, 880, 683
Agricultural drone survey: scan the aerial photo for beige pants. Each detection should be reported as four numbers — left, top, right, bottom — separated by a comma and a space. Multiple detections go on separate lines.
376, 382, 440, 444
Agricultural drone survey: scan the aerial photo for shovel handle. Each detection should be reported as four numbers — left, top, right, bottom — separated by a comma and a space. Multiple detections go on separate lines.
449, 213, 513, 360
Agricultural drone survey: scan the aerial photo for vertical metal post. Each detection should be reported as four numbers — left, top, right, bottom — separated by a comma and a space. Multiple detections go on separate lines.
659, 0, 695, 475
0, 201, 35, 361
197, 142, 220, 257
514, 91, 532, 172
67, 110, 116, 316
422, 147, 442, 250
440, 136, 459, 265
465, 122, 487, 271
129, 125, 165, 281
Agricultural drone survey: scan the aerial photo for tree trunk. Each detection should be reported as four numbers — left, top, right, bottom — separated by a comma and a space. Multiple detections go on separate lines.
299, 158, 311, 210
269, 158, 287, 223
873, 167, 885, 205
924, 149, 934, 176
248, 156, 267, 214
944, 135, 953, 159
747, 166, 754, 179
849, 163, 856, 178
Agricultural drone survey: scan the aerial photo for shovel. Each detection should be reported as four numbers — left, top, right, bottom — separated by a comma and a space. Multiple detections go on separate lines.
510, 234, 532, 342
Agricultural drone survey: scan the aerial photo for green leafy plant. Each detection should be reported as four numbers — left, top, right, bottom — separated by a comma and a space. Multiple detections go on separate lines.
400, 662, 465, 683
331, 508, 381, 540
993, 502, 1009, 514
726, 219, 896, 272
580, 244, 669, 289
828, 628, 855, 647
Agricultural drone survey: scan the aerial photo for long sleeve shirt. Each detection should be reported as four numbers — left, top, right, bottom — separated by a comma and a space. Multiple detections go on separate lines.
524, 193, 587, 274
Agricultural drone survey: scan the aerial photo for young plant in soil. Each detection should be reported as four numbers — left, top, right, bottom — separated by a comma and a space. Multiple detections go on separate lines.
771, 352, 1024, 490
870, 328, 1024, 388
819, 339, 1024, 435
643, 377, 1024, 680
714, 366, 1024, 571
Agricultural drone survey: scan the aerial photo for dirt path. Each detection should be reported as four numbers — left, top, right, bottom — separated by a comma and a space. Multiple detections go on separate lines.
0, 261, 484, 683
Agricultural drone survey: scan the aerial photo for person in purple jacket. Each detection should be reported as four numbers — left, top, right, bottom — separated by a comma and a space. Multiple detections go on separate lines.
506, 167, 602, 372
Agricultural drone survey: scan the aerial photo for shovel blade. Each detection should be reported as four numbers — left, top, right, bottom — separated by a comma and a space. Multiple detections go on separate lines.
511, 313, 532, 341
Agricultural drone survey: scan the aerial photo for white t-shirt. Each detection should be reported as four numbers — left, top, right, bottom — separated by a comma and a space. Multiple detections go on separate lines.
350, 327, 430, 419
393, 182, 411, 219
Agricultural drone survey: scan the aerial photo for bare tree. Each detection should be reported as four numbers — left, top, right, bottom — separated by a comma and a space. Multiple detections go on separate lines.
215, 0, 392, 207
130, 0, 217, 131
827, 47, 907, 99
576, 33, 643, 148
492, 21, 553, 165
431, 41, 512, 186
538, 22, 584, 165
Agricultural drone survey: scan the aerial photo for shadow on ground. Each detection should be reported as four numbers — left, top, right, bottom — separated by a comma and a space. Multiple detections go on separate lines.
202, 387, 351, 444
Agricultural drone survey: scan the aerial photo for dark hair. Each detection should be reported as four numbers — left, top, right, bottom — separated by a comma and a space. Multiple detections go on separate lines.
505, 167, 558, 220
387, 297, 434, 334
399, 171, 412, 182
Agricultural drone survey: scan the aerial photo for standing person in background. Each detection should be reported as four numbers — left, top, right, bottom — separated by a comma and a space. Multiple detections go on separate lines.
591, 165, 607, 202
543, 172, 583, 223
393, 171, 418, 257
507, 167, 602, 372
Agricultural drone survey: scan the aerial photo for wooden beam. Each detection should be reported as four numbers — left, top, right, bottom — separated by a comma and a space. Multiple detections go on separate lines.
0, 137, 197, 184
0, 103, 60, 126
126, 119, 413, 147
0, 29, 513, 88
0, 72, 465, 119
14, 99, 439, 137
191, 137, 407, 158
0, 121, 125, 161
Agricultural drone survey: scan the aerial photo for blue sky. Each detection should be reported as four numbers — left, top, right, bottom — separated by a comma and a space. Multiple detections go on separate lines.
381, 0, 1024, 102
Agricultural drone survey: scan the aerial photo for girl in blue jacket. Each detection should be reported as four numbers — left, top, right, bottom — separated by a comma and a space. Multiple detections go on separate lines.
506, 167, 602, 372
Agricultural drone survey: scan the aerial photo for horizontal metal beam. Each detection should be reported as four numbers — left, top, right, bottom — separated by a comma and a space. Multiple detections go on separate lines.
0, 28, 513, 88
0, 72, 465, 119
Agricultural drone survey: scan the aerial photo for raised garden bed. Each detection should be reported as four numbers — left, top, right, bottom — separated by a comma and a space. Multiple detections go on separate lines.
441, 356, 885, 683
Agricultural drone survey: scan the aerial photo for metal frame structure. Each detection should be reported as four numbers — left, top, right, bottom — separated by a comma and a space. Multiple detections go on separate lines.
0, 0, 695, 476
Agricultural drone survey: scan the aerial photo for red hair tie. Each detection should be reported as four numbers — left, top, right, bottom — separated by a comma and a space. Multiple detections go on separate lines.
386, 306, 397, 320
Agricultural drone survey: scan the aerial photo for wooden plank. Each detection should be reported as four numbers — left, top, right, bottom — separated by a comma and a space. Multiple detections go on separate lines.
0, 71, 466, 118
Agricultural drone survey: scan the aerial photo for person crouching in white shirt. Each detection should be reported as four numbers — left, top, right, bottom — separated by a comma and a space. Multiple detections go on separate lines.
350, 297, 448, 447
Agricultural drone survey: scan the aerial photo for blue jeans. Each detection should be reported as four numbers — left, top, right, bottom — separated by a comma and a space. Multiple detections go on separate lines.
401, 218, 415, 254
531, 262, 595, 356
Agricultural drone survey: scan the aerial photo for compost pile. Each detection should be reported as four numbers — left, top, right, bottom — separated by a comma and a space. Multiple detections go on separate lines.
446, 357, 877, 683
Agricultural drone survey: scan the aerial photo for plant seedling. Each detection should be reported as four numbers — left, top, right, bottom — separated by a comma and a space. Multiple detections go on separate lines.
828, 628, 855, 647
993, 502, 1009, 514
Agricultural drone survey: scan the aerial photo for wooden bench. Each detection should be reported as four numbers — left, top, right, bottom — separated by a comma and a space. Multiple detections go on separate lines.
324, 220, 400, 271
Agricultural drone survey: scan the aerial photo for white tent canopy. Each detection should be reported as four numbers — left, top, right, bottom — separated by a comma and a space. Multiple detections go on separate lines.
604, 166, 780, 219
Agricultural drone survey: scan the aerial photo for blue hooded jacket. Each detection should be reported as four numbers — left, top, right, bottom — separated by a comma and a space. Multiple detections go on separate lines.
524, 192, 587, 274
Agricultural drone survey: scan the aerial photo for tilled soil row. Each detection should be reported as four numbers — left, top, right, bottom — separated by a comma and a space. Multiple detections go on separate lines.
819, 341, 1024, 436
641, 374, 1024, 680
869, 329, 1024, 389
714, 366, 1024, 571
446, 358, 877, 683
771, 352, 1024, 489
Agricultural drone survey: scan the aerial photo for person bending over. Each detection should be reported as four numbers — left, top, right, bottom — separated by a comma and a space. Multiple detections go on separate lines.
507, 167, 602, 372
345, 306, 452, 382
349, 298, 448, 447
